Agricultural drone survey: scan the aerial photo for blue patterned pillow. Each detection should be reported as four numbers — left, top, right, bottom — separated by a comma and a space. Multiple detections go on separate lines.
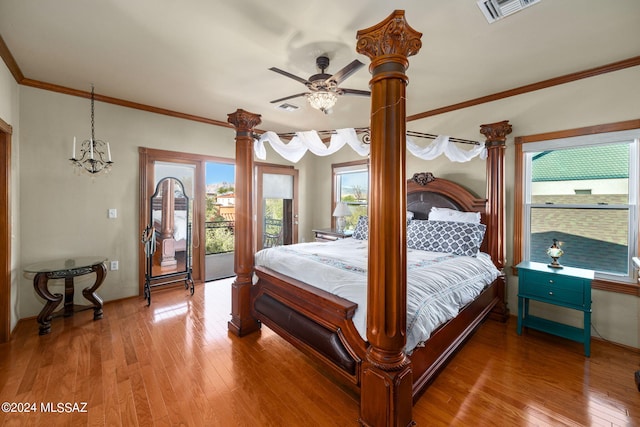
352, 216, 368, 240
406, 220, 430, 250
410, 220, 486, 257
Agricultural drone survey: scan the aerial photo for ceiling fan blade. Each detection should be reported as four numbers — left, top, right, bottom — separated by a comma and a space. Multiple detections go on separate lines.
268, 67, 310, 86
327, 59, 365, 85
340, 88, 371, 97
269, 92, 309, 104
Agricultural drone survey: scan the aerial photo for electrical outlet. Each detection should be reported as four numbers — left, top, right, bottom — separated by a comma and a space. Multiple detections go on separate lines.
110, 260, 119, 271
108, 208, 117, 219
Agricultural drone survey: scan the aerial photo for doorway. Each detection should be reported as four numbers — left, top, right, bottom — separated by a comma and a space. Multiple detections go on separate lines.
205, 162, 236, 281
139, 147, 234, 294
256, 165, 298, 251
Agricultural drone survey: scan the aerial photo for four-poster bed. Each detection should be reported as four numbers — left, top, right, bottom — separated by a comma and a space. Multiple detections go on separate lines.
227, 10, 512, 426
251, 174, 507, 393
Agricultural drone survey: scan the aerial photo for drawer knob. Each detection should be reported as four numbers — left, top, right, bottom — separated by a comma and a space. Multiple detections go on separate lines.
549, 291, 554, 296
549, 280, 554, 284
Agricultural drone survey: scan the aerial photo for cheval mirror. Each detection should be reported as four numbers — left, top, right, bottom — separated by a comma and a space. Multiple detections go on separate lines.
142, 176, 194, 305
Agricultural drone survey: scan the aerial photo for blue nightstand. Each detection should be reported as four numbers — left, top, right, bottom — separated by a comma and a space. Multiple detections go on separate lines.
517, 261, 594, 357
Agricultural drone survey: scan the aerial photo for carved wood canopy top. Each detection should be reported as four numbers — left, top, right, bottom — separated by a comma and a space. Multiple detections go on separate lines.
227, 109, 262, 133
480, 120, 513, 145
356, 10, 422, 62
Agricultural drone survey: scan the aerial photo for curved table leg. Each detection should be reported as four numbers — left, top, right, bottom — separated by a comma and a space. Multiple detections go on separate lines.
33, 272, 63, 335
82, 262, 106, 320
144, 277, 151, 306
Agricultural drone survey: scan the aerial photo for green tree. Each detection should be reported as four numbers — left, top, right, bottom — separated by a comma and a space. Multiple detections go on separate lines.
206, 227, 234, 254
345, 205, 367, 231
352, 185, 365, 202
205, 193, 234, 253
217, 183, 235, 194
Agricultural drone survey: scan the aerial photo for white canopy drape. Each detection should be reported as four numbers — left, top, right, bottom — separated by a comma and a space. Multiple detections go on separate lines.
254, 128, 486, 163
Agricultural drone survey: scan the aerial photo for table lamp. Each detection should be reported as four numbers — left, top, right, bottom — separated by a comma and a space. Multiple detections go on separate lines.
333, 202, 351, 233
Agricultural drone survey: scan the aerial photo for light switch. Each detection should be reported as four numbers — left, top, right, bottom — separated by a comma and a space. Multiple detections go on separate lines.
108, 208, 117, 219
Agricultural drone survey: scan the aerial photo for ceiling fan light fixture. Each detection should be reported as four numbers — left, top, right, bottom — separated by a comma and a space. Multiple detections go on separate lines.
306, 91, 338, 114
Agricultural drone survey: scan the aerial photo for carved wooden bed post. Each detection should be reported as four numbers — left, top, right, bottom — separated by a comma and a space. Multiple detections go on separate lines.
227, 109, 262, 336
159, 178, 177, 267
480, 120, 512, 321
356, 10, 422, 427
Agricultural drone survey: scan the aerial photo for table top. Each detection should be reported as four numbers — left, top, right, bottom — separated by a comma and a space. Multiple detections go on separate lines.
516, 261, 594, 280
24, 257, 107, 274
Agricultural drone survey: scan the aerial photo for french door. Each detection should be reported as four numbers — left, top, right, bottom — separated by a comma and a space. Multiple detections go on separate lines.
255, 164, 298, 251
139, 147, 233, 293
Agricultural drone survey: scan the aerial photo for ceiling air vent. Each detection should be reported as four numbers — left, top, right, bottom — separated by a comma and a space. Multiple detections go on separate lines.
477, 0, 541, 23
276, 103, 299, 112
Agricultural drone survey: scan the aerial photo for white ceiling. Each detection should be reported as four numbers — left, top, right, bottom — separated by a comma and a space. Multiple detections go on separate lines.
1, 0, 639, 133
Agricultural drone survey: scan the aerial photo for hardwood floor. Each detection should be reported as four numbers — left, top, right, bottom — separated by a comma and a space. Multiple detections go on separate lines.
1, 279, 638, 426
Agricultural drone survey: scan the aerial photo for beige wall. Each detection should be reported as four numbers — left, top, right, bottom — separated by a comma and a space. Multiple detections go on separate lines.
0, 60, 20, 332
17, 87, 240, 318
308, 66, 640, 348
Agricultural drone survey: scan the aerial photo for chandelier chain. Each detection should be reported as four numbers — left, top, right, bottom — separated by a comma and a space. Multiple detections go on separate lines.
90, 85, 95, 142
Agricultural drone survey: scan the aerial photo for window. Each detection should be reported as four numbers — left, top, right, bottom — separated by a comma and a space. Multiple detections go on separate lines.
516, 125, 639, 287
332, 160, 369, 231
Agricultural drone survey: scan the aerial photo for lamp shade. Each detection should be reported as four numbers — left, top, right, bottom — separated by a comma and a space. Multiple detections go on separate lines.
332, 202, 351, 217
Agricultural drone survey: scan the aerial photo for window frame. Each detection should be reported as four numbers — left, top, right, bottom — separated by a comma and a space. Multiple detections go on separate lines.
513, 119, 640, 295
331, 159, 369, 230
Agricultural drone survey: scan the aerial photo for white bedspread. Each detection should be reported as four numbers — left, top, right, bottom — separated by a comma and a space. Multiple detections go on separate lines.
254, 238, 500, 352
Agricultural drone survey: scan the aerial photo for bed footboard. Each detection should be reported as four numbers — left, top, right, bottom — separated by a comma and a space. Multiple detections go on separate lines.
251, 266, 367, 390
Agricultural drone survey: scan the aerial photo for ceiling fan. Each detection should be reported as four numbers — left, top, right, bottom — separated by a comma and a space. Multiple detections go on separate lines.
269, 55, 371, 114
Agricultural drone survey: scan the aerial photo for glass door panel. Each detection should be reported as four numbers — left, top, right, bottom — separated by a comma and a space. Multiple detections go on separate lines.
205, 161, 236, 281
256, 166, 298, 250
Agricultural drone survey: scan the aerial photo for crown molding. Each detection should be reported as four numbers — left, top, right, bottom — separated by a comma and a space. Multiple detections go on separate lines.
407, 55, 640, 122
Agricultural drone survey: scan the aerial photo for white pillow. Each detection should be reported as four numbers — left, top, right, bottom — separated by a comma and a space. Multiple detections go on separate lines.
407, 211, 415, 220
429, 207, 481, 224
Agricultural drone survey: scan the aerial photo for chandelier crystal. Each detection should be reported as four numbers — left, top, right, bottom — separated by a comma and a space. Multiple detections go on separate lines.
70, 85, 113, 176
306, 91, 338, 114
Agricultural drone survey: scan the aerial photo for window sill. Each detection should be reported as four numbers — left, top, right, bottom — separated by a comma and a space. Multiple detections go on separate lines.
591, 278, 640, 296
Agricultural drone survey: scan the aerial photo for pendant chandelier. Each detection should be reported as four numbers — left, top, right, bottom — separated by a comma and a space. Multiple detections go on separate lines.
70, 85, 113, 175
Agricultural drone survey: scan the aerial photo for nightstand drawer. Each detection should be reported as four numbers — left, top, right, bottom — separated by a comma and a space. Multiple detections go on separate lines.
519, 270, 586, 307
313, 228, 352, 242
520, 280, 584, 306
521, 269, 585, 290
315, 232, 341, 242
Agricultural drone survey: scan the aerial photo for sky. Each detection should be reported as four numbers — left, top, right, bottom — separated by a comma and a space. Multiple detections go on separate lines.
206, 162, 235, 185
341, 171, 368, 195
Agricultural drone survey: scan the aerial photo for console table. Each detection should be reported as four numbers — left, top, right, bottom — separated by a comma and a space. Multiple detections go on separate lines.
24, 257, 107, 335
517, 261, 593, 356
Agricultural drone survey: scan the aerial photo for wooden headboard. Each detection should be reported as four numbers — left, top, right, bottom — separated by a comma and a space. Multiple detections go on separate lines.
406, 172, 489, 254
